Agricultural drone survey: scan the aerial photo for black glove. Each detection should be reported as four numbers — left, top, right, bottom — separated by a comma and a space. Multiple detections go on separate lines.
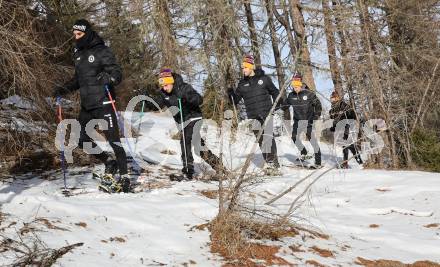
97, 72, 115, 85
228, 88, 239, 105
330, 126, 336, 132
160, 90, 179, 107
52, 86, 64, 98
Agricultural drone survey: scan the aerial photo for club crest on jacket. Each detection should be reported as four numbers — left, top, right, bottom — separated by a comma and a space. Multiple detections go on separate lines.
258, 79, 263, 85
88, 55, 95, 63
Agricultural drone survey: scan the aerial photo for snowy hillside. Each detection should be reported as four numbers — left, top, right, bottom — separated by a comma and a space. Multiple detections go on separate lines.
1, 111, 439, 266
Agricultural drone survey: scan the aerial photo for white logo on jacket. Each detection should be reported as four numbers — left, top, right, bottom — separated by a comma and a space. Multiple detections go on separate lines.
258, 79, 263, 85
303, 96, 308, 100
88, 55, 95, 63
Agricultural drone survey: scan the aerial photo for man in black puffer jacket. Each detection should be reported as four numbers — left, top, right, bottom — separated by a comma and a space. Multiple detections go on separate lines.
154, 68, 221, 180
53, 19, 129, 191
285, 73, 322, 168
228, 55, 280, 171
329, 91, 363, 168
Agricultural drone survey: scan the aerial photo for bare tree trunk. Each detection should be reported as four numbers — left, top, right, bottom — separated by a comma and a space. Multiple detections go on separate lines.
272, 1, 298, 63
357, 0, 396, 168
204, 0, 238, 215
265, 0, 290, 120
322, 0, 342, 95
331, 1, 359, 112
154, 0, 179, 68
243, 1, 261, 65
288, 0, 316, 90
207, 2, 236, 90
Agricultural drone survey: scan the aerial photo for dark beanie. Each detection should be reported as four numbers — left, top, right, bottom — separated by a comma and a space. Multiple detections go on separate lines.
72, 19, 92, 32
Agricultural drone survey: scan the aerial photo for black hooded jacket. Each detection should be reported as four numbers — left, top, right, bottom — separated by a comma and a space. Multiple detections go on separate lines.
58, 31, 122, 110
329, 100, 357, 135
329, 100, 356, 123
229, 69, 280, 120
285, 87, 322, 121
155, 73, 203, 124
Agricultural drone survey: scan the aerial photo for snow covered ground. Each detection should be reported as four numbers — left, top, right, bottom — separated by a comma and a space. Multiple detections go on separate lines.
1, 111, 439, 266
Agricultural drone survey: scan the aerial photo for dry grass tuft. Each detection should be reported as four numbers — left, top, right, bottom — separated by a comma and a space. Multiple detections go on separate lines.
208, 214, 300, 266
355, 257, 440, 267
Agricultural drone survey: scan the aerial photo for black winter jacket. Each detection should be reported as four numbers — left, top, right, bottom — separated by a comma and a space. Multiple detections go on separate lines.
155, 73, 203, 124
329, 100, 357, 136
285, 87, 322, 121
229, 69, 280, 120
329, 100, 356, 124
59, 31, 122, 110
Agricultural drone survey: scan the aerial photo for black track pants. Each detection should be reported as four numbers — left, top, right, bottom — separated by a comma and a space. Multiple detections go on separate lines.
78, 105, 127, 175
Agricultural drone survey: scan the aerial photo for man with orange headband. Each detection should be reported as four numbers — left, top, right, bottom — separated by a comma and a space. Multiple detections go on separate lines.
155, 68, 222, 180
228, 55, 281, 174
285, 73, 322, 168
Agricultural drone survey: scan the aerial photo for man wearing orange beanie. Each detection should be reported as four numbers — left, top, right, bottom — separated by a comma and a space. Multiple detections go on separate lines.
284, 73, 322, 168
155, 68, 222, 180
228, 55, 281, 174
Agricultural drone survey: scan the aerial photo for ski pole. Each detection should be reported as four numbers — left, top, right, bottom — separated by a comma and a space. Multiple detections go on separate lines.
56, 97, 68, 192
104, 84, 137, 167
134, 100, 145, 153
178, 98, 189, 174
104, 85, 121, 125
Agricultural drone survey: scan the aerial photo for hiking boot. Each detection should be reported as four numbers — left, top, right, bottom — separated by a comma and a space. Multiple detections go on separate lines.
118, 174, 131, 193
185, 172, 194, 181
98, 173, 122, 193
104, 160, 118, 175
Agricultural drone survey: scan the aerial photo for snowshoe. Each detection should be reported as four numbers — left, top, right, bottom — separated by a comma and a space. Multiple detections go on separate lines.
338, 162, 349, 169
296, 155, 313, 162
170, 173, 189, 182
308, 164, 323, 170
61, 188, 73, 197
98, 184, 121, 193
98, 174, 122, 193
263, 162, 282, 176
92, 171, 103, 181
